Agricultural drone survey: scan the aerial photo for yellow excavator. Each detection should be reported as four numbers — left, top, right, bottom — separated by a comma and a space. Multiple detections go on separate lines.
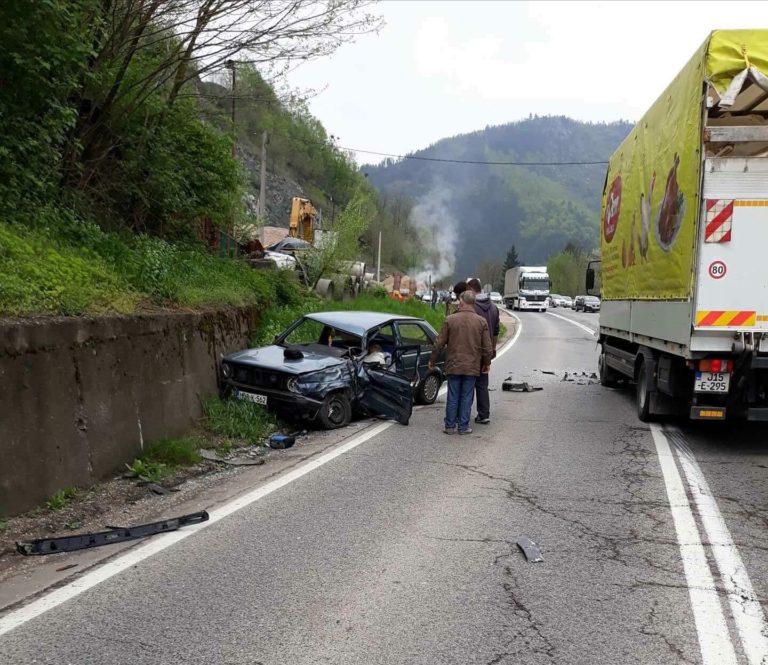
288, 197, 317, 243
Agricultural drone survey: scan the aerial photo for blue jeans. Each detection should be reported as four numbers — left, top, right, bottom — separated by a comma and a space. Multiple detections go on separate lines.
445, 375, 477, 431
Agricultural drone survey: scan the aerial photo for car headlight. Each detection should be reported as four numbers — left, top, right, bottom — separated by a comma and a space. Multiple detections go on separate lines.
221, 362, 232, 378
287, 377, 298, 393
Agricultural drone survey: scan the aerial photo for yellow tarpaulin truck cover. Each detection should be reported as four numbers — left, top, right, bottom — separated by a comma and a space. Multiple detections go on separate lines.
600, 30, 768, 301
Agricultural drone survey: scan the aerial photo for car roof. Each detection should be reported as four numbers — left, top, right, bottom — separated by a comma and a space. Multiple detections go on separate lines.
304, 311, 421, 337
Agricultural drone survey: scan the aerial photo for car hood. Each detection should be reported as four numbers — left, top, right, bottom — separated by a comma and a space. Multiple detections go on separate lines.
225, 345, 346, 375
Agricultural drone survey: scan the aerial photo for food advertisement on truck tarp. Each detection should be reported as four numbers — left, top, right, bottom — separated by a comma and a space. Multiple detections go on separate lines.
600, 30, 768, 301
599, 41, 705, 301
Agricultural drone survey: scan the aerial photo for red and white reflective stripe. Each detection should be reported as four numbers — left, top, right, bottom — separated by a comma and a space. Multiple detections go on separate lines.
705, 199, 733, 243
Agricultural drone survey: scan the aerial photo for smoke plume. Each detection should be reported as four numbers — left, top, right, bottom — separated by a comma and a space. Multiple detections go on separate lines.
409, 185, 458, 287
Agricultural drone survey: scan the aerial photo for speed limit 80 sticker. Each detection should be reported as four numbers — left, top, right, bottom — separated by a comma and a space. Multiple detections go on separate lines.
708, 260, 727, 279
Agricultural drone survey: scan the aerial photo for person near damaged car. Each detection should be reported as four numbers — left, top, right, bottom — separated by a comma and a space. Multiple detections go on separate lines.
428, 290, 492, 435
466, 278, 500, 425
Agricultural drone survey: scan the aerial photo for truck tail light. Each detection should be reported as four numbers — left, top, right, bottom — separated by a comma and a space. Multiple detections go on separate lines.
698, 359, 733, 373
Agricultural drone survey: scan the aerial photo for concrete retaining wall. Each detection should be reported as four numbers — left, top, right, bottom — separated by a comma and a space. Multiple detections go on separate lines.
0, 307, 261, 516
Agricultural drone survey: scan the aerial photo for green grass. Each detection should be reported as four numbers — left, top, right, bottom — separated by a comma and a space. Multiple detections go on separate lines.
202, 397, 278, 444
125, 435, 202, 483
203, 397, 279, 445
0, 212, 301, 317
46, 487, 79, 511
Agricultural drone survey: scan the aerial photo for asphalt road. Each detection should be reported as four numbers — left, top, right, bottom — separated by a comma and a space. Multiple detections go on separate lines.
2, 309, 768, 664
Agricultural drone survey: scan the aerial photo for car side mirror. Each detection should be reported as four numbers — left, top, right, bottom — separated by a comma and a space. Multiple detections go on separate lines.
586, 268, 595, 292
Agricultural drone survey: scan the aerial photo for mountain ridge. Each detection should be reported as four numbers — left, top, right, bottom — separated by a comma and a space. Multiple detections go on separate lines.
363, 116, 633, 279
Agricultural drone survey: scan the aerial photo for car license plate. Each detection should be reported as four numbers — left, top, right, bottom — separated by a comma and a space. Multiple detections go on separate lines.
235, 389, 267, 405
694, 371, 730, 393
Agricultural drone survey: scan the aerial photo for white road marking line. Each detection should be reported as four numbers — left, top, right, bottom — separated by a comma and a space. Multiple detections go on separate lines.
546, 310, 597, 336
649, 424, 738, 665
666, 427, 768, 665
0, 421, 393, 637
1, 315, 527, 636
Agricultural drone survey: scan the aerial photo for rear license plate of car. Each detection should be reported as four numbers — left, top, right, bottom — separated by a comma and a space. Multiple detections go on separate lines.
695, 371, 730, 393
235, 389, 267, 405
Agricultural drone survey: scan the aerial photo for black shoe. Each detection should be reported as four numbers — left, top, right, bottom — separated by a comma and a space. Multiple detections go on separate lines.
475, 416, 490, 424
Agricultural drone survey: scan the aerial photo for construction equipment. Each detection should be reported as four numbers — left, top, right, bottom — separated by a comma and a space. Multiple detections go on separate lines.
288, 197, 318, 243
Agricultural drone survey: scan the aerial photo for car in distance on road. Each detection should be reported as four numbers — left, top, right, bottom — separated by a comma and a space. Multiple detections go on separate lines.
548, 294, 568, 307
574, 295, 601, 312
561, 295, 574, 309
219, 312, 446, 429
489, 292, 503, 305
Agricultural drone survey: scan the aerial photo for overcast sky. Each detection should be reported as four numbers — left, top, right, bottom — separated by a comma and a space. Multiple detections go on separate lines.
286, 1, 768, 164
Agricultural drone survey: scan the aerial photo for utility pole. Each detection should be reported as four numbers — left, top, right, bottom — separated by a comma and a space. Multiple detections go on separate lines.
225, 60, 236, 158
377, 231, 382, 283
258, 130, 268, 220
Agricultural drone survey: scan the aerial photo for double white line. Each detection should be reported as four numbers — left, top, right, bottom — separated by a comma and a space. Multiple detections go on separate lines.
651, 424, 768, 664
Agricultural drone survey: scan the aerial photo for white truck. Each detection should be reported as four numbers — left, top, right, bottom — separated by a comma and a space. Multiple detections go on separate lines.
590, 30, 768, 422
504, 266, 550, 311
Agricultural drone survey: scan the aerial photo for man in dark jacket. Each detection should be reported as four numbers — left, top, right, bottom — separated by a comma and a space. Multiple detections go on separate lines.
467, 278, 500, 424
429, 290, 492, 435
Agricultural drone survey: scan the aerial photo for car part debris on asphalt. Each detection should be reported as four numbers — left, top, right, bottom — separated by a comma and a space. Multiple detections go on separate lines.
517, 536, 544, 563
562, 371, 599, 385
502, 378, 543, 392
16, 511, 210, 556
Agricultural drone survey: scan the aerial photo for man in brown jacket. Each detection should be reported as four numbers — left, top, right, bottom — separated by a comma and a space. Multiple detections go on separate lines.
428, 290, 492, 434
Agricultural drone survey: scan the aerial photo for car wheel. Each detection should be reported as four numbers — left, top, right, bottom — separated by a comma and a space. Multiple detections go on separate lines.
318, 392, 352, 429
416, 372, 441, 405
636, 362, 651, 422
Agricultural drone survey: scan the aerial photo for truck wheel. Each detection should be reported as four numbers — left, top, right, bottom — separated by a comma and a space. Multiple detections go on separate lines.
318, 392, 351, 429
599, 351, 621, 388
415, 373, 441, 405
636, 362, 651, 422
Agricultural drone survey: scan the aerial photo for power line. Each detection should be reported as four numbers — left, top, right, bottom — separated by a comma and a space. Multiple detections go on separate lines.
336, 146, 609, 166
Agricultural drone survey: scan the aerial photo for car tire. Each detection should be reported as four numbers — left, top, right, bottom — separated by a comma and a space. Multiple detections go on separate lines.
318, 392, 352, 429
636, 362, 651, 422
416, 372, 441, 405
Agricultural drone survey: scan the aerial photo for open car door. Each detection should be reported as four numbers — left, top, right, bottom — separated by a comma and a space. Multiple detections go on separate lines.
355, 362, 413, 426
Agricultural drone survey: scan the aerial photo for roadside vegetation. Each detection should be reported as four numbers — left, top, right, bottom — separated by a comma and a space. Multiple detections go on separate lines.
0, 2, 434, 319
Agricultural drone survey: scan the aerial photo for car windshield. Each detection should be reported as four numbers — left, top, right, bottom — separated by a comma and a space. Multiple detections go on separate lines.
280, 318, 362, 352
585, 297, 600, 303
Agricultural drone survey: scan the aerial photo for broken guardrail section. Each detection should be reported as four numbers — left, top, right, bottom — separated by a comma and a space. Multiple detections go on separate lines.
16, 510, 209, 556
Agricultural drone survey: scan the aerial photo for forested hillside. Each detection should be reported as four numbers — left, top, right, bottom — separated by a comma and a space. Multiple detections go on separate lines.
364, 116, 633, 279
0, 1, 425, 316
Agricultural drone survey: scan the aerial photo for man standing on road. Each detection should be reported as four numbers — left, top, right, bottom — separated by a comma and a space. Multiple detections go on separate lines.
429, 290, 492, 435
467, 278, 500, 425
431, 286, 438, 310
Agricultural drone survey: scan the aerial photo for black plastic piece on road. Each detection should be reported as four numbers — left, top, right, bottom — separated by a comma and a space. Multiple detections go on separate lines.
502, 379, 543, 392
16, 511, 209, 556
517, 536, 544, 563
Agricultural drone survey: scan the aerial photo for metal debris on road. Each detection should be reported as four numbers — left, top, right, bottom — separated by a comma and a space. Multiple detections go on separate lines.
517, 536, 544, 563
562, 371, 599, 385
144, 482, 171, 495
502, 378, 543, 392
539, 370, 557, 375
55, 563, 79, 572
199, 449, 266, 466
16, 511, 209, 556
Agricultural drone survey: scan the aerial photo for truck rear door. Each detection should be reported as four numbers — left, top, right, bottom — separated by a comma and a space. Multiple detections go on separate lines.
694, 158, 768, 332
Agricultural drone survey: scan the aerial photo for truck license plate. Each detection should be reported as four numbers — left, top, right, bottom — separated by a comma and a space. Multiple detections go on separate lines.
695, 371, 730, 393
235, 389, 267, 405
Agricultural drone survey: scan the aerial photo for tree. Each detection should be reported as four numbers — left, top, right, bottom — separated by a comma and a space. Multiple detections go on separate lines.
498, 245, 520, 290
478, 258, 503, 292
304, 187, 371, 288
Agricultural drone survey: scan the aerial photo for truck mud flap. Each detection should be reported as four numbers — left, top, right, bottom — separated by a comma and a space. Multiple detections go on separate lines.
16, 511, 209, 556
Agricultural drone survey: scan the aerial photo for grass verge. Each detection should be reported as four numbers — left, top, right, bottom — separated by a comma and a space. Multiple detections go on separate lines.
46, 487, 79, 511
202, 397, 278, 444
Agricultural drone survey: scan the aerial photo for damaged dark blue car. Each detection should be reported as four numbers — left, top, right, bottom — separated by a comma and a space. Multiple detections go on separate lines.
219, 312, 446, 429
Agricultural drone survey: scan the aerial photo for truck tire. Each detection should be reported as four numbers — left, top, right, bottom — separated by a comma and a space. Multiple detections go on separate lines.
599, 351, 622, 388
317, 392, 351, 429
636, 362, 651, 422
